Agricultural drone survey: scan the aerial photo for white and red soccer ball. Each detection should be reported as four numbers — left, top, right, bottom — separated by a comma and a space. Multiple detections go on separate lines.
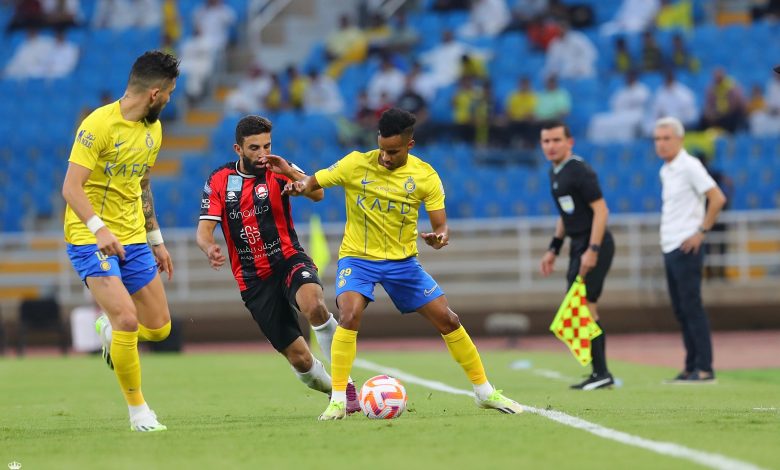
359, 375, 408, 419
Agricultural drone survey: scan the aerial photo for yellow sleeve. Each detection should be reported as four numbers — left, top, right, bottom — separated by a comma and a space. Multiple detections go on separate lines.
424, 169, 446, 211
314, 151, 359, 188
69, 112, 109, 170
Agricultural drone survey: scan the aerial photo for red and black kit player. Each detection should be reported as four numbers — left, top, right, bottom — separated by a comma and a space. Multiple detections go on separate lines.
196, 115, 360, 413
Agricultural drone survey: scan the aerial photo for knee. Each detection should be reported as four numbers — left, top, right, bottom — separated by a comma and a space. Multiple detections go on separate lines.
112, 305, 138, 331
337, 308, 360, 330
302, 302, 330, 327
439, 310, 461, 335
287, 350, 313, 372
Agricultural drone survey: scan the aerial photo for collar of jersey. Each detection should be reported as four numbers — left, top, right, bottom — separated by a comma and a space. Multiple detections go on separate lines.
235, 160, 257, 179
552, 154, 583, 174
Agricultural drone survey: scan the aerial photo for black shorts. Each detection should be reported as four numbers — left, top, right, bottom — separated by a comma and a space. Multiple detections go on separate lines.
566, 230, 614, 302
240, 253, 323, 351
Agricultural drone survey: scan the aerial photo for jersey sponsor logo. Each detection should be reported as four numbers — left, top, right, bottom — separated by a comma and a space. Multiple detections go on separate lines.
76, 129, 96, 148
424, 284, 439, 296
103, 162, 149, 178
404, 176, 416, 194
239, 226, 262, 245
229, 205, 269, 219
356, 195, 412, 214
227, 175, 243, 192
236, 239, 281, 260
558, 195, 575, 214
254, 184, 268, 200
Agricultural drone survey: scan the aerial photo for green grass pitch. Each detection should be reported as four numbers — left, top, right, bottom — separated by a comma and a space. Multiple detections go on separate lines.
2, 350, 778, 470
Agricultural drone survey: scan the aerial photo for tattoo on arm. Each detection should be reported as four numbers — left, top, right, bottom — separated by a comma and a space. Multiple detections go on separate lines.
141, 176, 158, 231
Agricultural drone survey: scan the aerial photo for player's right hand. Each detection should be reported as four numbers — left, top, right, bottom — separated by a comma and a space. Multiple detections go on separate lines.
206, 244, 226, 270
95, 227, 125, 260
540, 251, 556, 277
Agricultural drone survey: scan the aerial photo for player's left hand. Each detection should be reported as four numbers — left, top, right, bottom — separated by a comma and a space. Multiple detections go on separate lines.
151, 243, 174, 281
680, 232, 705, 254
259, 154, 291, 175
283, 180, 307, 196
421, 232, 449, 249
578, 248, 598, 277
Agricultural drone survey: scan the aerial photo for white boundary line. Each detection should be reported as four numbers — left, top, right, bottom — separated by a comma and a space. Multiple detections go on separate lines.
354, 358, 767, 470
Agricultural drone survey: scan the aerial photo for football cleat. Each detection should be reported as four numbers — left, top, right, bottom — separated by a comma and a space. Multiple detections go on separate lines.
570, 373, 615, 390
94, 313, 114, 370
346, 382, 361, 415
130, 410, 167, 432
318, 401, 346, 421
476, 389, 524, 414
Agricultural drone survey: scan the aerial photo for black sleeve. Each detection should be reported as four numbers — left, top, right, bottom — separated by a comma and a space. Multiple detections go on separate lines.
575, 163, 603, 203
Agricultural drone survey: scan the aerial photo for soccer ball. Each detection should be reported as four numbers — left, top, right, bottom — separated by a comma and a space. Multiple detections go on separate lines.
359, 375, 408, 419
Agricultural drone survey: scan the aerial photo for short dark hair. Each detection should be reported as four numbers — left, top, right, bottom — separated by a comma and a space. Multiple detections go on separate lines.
378, 108, 416, 139
128, 50, 180, 90
540, 120, 572, 138
235, 115, 273, 145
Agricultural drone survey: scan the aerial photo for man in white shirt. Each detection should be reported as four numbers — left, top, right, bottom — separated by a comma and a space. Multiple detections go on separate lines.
645, 71, 698, 135
543, 22, 598, 80
654, 116, 726, 383
588, 70, 650, 142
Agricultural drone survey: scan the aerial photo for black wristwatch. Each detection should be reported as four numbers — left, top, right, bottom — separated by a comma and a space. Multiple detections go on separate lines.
589, 244, 600, 253
698, 226, 709, 234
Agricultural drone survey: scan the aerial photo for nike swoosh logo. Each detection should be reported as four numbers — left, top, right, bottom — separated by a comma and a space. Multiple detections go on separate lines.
114, 141, 126, 148
361, 179, 374, 185
424, 285, 438, 296
582, 378, 613, 391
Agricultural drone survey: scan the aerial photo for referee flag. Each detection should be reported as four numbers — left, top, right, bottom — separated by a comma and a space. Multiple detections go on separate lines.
549, 276, 603, 366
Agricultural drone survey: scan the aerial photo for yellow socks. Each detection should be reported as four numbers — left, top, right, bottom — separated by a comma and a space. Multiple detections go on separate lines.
137, 321, 171, 342
442, 325, 488, 386
331, 326, 357, 393
111, 329, 145, 406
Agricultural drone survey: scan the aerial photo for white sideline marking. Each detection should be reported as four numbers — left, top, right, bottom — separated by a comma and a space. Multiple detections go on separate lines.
354, 358, 767, 470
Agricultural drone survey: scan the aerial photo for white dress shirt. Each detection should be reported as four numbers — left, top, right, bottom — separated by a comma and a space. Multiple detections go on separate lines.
659, 149, 716, 253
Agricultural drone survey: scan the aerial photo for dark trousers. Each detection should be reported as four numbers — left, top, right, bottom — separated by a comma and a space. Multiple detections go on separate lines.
663, 248, 714, 373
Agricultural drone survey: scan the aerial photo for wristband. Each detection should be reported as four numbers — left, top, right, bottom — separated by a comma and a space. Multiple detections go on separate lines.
86, 215, 105, 235
589, 243, 601, 253
548, 237, 564, 255
147, 229, 164, 246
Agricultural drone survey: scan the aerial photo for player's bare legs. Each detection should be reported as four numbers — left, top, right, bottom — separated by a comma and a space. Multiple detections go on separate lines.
132, 274, 172, 339
88, 276, 167, 430
417, 296, 523, 414
319, 291, 367, 420
280, 337, 332, 394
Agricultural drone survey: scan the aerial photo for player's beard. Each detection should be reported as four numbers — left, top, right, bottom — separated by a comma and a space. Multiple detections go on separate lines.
145, 100, 165, 123
241, 152, 265, 176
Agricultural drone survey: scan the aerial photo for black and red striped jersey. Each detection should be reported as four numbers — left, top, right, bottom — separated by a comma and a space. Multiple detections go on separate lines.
200, 160, 307, 291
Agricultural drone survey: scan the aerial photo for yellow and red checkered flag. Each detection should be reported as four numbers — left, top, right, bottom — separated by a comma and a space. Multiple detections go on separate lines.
549, 276, 603, 366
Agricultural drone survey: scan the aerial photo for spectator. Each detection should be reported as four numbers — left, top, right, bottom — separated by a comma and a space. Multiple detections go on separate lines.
612, 36, 633, 74
460, 53, 487, 81
396, 74, 429, 121
162, 0, 181, 42
364, 12, 392, 55
473, 82, 496, 146
7, 0, 46, 32
645, 70, 698, 134
702, 68, 747, 134
42, 0, 82, 29
47, 28, 79, 78
656, 0, 694, 31
286, 65, 309, 111
458, 0, 510, 38
324, 14, 368, 78
93, 0, 161, 30
501, 76, 537, 147
419, 29, 482, 88
746, 84, 765, 116
503, 0, 549, 33
3, 28, 53, 79
543, 22, 598, 79
337, 89, 376, 148
527, 15, 562, 52
224, 66, 272, 114
178, 25, 219, 104
601, 0, 660, 36
193, 0, 236, 49
366, 54, 406, 109
381, 10, 420, 54
451, 76, 481, 142
408, 61, 438, 103
588, 70, 650, 143
263, 73, 284, 112
535, 75, 571, 121
668, 33, 699, 72
640, 31, 664, 72
749, 73, 780, 136
304, 69, 344, 115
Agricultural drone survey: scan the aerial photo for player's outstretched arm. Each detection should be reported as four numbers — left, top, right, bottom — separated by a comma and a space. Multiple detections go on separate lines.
196, 220, 226, 270
420, 209, 450, 250
62, 162, 126, 260
282, 174, 323, 200
261, 155, 325, 202
141, 172, 173, 280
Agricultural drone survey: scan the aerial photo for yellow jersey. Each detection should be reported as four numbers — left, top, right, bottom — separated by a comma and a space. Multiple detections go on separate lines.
315, 150, 445, 261
64, 101, 162, 245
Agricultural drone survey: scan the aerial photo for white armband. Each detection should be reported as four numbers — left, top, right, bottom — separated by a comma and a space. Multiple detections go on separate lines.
86, 215, 105, 235
146, 229, 164, 246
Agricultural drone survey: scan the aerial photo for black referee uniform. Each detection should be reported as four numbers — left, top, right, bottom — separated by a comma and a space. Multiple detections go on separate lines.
549, 155, 615, 389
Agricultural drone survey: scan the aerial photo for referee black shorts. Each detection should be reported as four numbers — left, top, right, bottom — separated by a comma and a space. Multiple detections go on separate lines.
240, 253, 323, 352
566, 231, 614, 302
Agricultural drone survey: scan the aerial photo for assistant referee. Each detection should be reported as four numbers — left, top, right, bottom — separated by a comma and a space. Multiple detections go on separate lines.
538, 121, 615, 390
